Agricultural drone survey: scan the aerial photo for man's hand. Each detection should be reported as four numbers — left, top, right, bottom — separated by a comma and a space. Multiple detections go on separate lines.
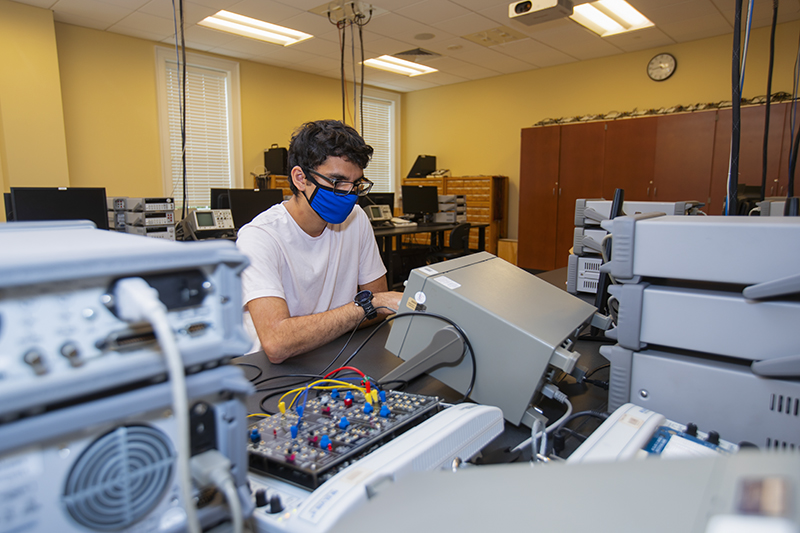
373, 291, 403, 315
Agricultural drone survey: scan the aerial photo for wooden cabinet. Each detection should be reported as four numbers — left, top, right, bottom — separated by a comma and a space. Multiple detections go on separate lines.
266, 175, 292, 197
401, 175, 508, 254
653, 112, 716, 203
445, 176, 508, 254
556, 123, 605, 264
519, 104, 792, 271
518, 127, 560, 270
603, 117, 656, 200
711, 103, 791, 214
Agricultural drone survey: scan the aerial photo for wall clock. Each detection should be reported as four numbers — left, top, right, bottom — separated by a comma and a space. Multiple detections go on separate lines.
647, 53, 676, 81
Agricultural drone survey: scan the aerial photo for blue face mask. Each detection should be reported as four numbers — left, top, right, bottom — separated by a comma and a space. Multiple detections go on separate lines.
303, 185, 358, 224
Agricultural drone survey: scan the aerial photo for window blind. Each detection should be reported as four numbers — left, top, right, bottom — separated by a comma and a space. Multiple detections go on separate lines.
166, 63, 232, 208
361, 97, 393, 193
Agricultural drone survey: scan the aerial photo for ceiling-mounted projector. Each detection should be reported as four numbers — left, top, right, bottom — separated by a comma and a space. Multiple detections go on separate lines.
509, 0, 573, 25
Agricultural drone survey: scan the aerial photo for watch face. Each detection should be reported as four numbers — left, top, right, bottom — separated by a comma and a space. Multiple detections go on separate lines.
355, 289, 372, 304
647, 53, 676, 81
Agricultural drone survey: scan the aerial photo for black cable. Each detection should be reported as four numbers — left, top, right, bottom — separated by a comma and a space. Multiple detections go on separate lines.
180, 1, 186, 218
253, 372, 321, 390
235, 362, 263, 382
552, 410, 610, 455
583, 378, 609, 390
317, 313, 370, 376
729, 0, 743, 216
585, 363, 610, 379
341, 21, 347, 123
352, 311, 478, 404
761, 0, 779, 201
350, 18, 356, 126
359, 22, 365, 134
169, 0, 187, 219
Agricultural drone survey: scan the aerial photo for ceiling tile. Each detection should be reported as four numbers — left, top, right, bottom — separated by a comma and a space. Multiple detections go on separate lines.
139, 1, 219, 26
431, 12, 501, 36
180, 24, 239, 50
395, 0, 472, 25
109, 11, 177, 38
493, 38, 577, 68
604, 27, 677, 53
51, 0, 130, 28
657, 14, 733, 43
53, 10, 112, 30
226, 0, 304, 23
12, 0, 60, 7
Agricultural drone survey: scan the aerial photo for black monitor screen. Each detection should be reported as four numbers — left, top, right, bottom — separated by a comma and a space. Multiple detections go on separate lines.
402, 185, 439, 219
210, 188, 231, 210
10, 187, 108, 229
223, 188, 284, 229
4, 192, 13, 222
407, 155, 436, 178
358, 192, 395, 209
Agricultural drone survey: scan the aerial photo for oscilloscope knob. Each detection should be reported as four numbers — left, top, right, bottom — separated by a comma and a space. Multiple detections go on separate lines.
268, 494, 284, 514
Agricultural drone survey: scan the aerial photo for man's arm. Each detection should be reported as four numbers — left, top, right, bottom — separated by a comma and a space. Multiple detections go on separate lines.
358, 277, 403, 318
248, 278, 403, 365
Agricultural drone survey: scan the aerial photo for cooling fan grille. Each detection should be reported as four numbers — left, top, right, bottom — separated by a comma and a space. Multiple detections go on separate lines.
63, 425, 175, 531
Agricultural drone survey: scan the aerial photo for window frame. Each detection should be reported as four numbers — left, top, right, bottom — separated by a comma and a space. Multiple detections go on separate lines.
361, 87, 401, 202
154, 47, 243, 207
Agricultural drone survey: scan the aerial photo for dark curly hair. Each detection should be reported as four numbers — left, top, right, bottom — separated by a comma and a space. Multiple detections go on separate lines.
286, 120, 373, 194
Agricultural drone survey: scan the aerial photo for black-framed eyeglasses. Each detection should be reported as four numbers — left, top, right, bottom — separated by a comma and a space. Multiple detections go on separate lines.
304, 168, 373, 197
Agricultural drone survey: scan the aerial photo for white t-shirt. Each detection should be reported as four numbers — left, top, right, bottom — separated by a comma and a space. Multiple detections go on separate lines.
236, 202, 386, 352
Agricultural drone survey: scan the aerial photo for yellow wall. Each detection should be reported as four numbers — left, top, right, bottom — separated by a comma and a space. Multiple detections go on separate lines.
239, 63, 344, 181
403, 21, 800, 239
0, 0, 70, 221
56, 24, 164, 197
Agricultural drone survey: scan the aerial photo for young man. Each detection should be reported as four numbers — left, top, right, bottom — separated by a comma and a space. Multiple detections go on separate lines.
236, 120, 403, 364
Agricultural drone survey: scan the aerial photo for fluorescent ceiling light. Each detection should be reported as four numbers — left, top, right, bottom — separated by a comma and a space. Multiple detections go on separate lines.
571, 1, 653, 37
363, 55, 437, 77
198, 10, 313, 46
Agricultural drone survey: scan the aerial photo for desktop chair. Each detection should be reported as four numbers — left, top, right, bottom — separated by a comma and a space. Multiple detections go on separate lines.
428, 223, 472, 263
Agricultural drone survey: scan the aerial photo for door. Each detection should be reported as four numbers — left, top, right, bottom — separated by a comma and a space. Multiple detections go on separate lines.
518, 126, 560, 271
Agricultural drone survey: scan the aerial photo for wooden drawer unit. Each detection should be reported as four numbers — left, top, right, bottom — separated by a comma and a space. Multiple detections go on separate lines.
400, 175, 508, 254
445, 176, 508, 255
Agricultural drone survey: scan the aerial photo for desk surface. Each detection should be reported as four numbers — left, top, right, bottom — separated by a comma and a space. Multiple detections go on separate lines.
372, 221, 487, 237
234, 267, 609, 460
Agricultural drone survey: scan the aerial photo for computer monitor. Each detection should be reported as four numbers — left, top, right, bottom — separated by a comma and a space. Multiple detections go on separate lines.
4, 193, 13, 221
402, 185, 439, 222
358, 192, 395, 209
211, 188, 284, 229
407, 155, 436, 178
10, 187, 109, 229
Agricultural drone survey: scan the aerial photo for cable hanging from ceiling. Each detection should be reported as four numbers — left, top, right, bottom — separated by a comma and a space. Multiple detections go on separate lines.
171, 0, 188, 219
328, 1, 373, 135
761, 0, 779, 202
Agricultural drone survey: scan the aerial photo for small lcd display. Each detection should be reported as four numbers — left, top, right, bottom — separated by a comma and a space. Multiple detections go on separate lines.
195, 211, 215, 228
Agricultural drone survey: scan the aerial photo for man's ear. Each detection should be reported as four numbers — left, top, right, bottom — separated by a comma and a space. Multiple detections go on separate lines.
290, 166, 307, 192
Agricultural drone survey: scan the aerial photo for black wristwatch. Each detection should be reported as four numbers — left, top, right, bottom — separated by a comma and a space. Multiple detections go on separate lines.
354, 290, 377, 320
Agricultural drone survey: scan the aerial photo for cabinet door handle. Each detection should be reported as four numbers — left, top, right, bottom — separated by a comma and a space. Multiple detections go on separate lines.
559, 188, 562, 196
653, 187, 657, 197
646, 187, 650, 196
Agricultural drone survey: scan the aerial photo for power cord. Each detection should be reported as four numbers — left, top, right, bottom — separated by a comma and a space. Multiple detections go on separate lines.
512, 384, 573, 454
190, 450, 243, 533
113, 277, 201, 533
